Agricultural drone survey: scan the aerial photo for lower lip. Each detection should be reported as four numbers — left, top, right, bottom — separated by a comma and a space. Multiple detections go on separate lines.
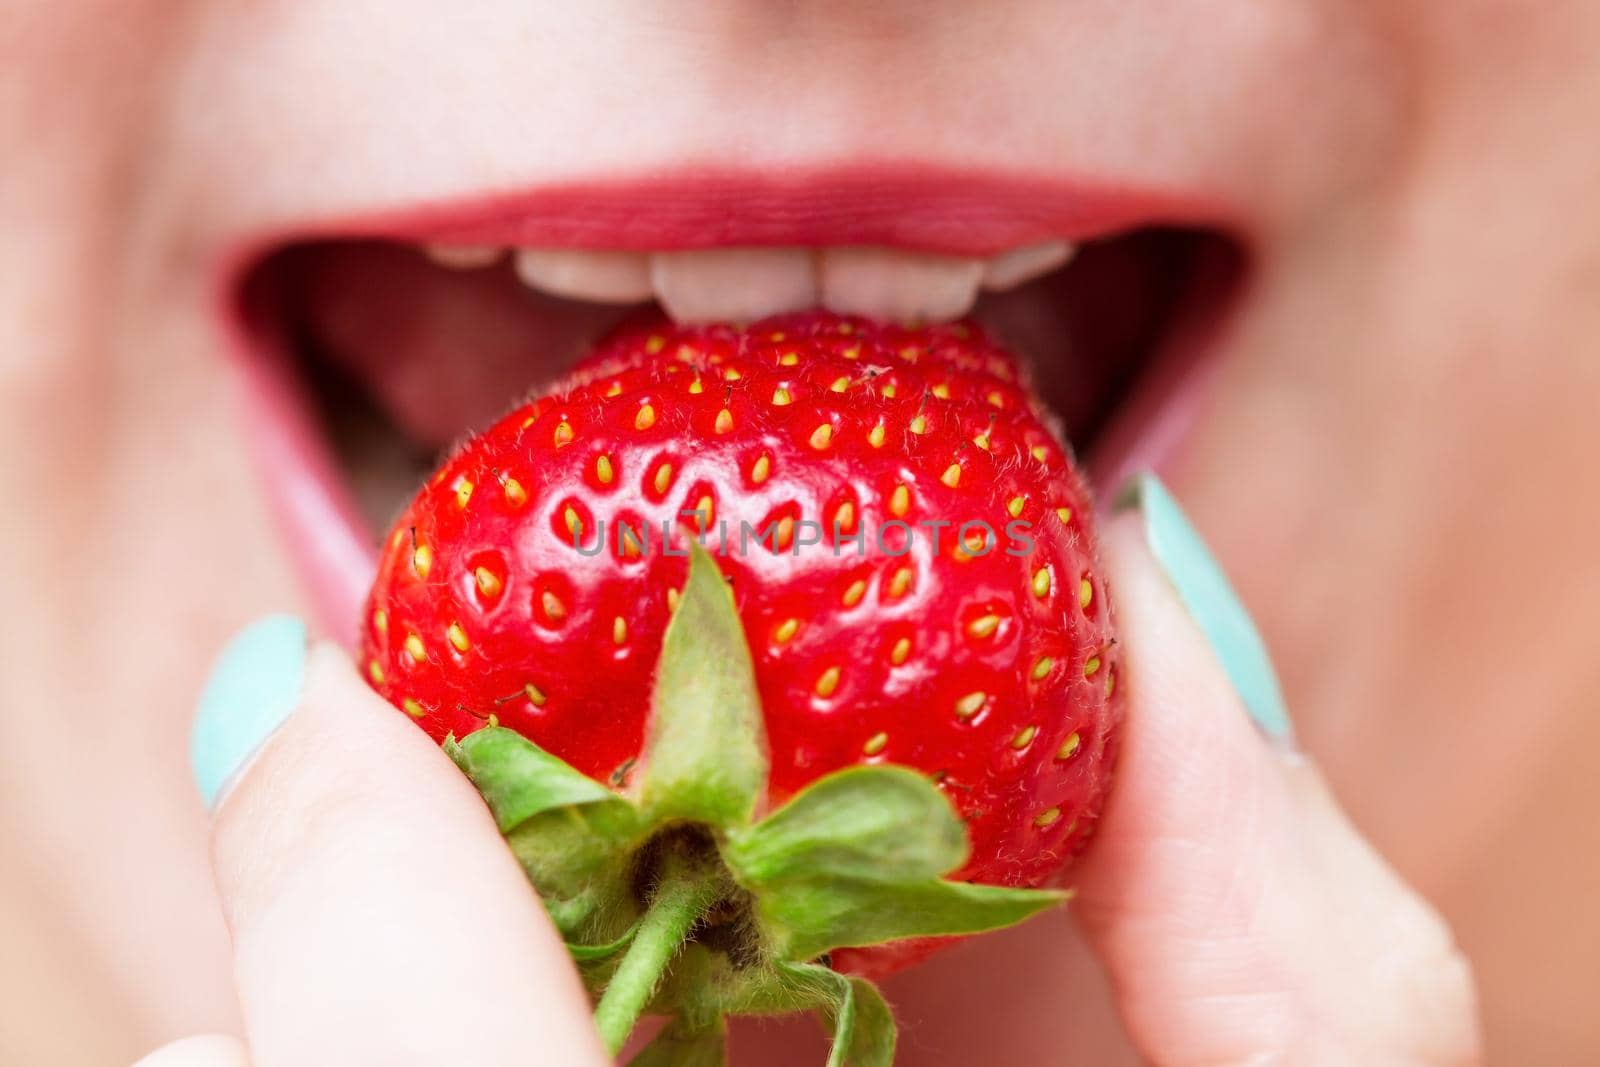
219, 168, 1239, 642
228, 285, 378, 642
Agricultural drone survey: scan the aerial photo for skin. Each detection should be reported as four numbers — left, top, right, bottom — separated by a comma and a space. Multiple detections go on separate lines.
1, 0, 1595, 1062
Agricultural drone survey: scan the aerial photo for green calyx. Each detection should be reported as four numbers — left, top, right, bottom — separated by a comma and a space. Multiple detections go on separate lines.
446, 543, 1065, 1065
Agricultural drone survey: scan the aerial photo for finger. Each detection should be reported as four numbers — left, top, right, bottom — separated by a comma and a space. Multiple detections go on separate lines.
1073, 475, 1481, 1065
131, 1035, 249, 1067
190, 618, 608, 1067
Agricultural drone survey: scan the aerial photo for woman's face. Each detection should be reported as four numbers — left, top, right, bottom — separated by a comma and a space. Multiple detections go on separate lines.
4, 1, 1599, 1061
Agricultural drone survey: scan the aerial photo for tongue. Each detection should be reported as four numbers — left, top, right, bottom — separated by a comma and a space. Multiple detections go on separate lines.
283, 241, 638, 449
975, 230, 1195, 448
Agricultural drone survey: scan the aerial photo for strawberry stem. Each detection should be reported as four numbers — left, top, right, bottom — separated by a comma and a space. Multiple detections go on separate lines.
593, 854, 720, 1054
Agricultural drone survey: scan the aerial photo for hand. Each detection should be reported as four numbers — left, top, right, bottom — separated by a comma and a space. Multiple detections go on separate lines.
136, 478, 1481, 1066
1071, 488, 1482, 1065
136, 636, 613, 1067
737, 476, 1483, 1065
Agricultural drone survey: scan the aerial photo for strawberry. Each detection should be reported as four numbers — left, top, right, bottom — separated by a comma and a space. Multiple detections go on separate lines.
361, 311, 1122, 1064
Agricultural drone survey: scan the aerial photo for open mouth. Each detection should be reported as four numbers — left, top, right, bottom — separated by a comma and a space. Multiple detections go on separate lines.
224, 170, 1245, 640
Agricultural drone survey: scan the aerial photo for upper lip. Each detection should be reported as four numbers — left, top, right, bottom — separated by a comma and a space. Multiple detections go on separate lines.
222, 162, 1238, 285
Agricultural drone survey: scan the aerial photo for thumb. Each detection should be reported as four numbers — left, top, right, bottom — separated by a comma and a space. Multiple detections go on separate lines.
1074, 474, 1481, 1066
188, 619, 607, 1067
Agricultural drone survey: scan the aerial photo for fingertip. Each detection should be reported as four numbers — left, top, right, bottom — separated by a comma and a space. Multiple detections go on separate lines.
1075, 506, 1289, 912
190, 614, 308, 811
1113, 473, 1291, 741
201, 634, 608, 1065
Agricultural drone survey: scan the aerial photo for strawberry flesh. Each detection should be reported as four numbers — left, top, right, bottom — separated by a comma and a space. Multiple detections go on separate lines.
362, 311, 1122, 981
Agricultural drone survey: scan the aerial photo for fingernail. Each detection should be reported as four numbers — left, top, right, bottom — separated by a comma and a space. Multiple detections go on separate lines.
1115, 473, 1293, 742
190, 614, 308, 810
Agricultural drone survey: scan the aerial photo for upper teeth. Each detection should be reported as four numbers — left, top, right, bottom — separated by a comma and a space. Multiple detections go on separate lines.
514, 248, 654, 304
423, 239, 1076, 325
980, 241, 1076, 291
423, 243, 503, 270
818, 247, 987, 324
651, 247, 817, 323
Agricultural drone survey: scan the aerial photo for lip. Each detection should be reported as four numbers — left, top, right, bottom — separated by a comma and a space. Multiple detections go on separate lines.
221, 163, 1234, 261
219, 164, 1243, 643
388, 165, 1228, 253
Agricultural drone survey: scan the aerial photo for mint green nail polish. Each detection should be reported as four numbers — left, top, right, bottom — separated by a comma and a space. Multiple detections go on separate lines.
1119, 473, 1292, 741
190, 615, 308, 809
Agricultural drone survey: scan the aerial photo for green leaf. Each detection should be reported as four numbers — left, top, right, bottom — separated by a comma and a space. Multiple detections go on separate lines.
638, 540, 768, 828
567, 919, 640, 961
721, 762, 1062, 963
758, 876, 1067, 962
824, 973, 855, 1067
447, 728, 641, 946
506, 808, 638, 943
448, 727, 636, 833
838, 979, 895, 1067
723, 766, 969, 885
546, 894, 600, 936
626, 1016, 726, 1067
775, 964, 895, 1067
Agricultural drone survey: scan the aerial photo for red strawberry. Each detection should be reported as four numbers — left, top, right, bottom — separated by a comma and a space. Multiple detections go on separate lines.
362, 311, 1122, 1063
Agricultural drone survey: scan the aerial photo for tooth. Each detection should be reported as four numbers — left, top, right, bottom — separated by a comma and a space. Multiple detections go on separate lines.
818, 247, 983, 324
423, 243, 502, 269
980, 240, 1076, 291
651, 248, 816, 324
513, 249, 654, 304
